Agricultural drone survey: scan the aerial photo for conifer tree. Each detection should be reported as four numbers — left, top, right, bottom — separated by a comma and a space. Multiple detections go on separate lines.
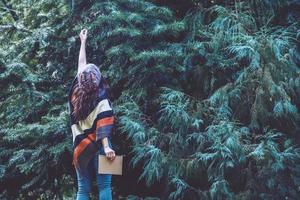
0, 0, 300, 199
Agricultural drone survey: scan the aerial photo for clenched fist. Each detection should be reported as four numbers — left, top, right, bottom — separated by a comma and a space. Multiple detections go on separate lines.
104, 146, 116, 161
79, 29, 88, 43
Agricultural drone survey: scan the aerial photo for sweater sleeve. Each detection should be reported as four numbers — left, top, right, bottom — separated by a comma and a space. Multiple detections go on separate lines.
95, 98, 115, 141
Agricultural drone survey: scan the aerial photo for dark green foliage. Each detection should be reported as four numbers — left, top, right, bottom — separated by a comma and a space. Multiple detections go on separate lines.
1, 0, 300, 199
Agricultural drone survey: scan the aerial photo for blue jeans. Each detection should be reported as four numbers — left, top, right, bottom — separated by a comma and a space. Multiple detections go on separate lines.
75, 139, 113, 200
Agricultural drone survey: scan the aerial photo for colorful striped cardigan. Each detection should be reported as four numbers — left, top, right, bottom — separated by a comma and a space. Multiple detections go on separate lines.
67, 75, 115, 175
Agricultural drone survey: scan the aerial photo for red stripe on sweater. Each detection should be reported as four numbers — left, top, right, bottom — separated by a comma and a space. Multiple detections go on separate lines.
96, 116, 114, 128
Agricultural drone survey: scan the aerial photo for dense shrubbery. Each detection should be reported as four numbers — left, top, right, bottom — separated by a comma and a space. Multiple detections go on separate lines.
0, 0, 300, 199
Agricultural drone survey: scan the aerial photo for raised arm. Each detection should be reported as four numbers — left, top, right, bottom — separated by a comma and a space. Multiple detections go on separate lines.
77, 29, 88, 75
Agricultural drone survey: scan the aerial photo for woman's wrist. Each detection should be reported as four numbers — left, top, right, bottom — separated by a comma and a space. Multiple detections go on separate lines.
101, 137, 110, 148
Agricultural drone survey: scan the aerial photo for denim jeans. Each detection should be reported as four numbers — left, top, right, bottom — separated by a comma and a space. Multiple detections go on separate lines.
75, 139, 113, 200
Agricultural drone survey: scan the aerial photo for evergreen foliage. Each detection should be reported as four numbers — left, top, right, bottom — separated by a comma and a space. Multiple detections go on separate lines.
0, 0, 300, 199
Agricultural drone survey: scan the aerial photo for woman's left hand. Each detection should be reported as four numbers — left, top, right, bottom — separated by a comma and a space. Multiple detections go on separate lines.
104, 146, 116, 161
79, 29, 88, 43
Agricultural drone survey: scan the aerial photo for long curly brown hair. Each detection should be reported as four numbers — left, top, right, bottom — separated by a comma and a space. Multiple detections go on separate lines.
71, 75, 111, 123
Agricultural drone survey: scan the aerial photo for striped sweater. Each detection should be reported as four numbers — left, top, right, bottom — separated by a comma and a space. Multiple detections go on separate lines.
67, 76, 115, 175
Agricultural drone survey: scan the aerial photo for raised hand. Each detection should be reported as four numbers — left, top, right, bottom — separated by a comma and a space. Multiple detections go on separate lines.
79, 29, 88, 43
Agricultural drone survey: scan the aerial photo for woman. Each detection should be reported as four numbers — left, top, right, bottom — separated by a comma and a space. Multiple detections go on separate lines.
67, 28, 116, 200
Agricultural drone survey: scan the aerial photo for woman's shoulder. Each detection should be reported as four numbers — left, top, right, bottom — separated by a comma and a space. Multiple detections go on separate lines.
98, 87, 111, 101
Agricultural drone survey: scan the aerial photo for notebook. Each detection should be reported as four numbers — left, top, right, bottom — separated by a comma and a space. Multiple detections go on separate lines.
98, 155, 123, 175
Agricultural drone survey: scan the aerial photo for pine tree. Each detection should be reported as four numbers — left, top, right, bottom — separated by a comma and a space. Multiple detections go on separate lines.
1, 0, 300, 199
0, 0, 79, 199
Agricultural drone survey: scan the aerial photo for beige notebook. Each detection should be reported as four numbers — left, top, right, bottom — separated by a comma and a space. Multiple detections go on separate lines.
98, 155, 123, 175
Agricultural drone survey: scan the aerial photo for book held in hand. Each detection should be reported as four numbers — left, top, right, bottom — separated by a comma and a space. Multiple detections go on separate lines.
98, 154, 123, 175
